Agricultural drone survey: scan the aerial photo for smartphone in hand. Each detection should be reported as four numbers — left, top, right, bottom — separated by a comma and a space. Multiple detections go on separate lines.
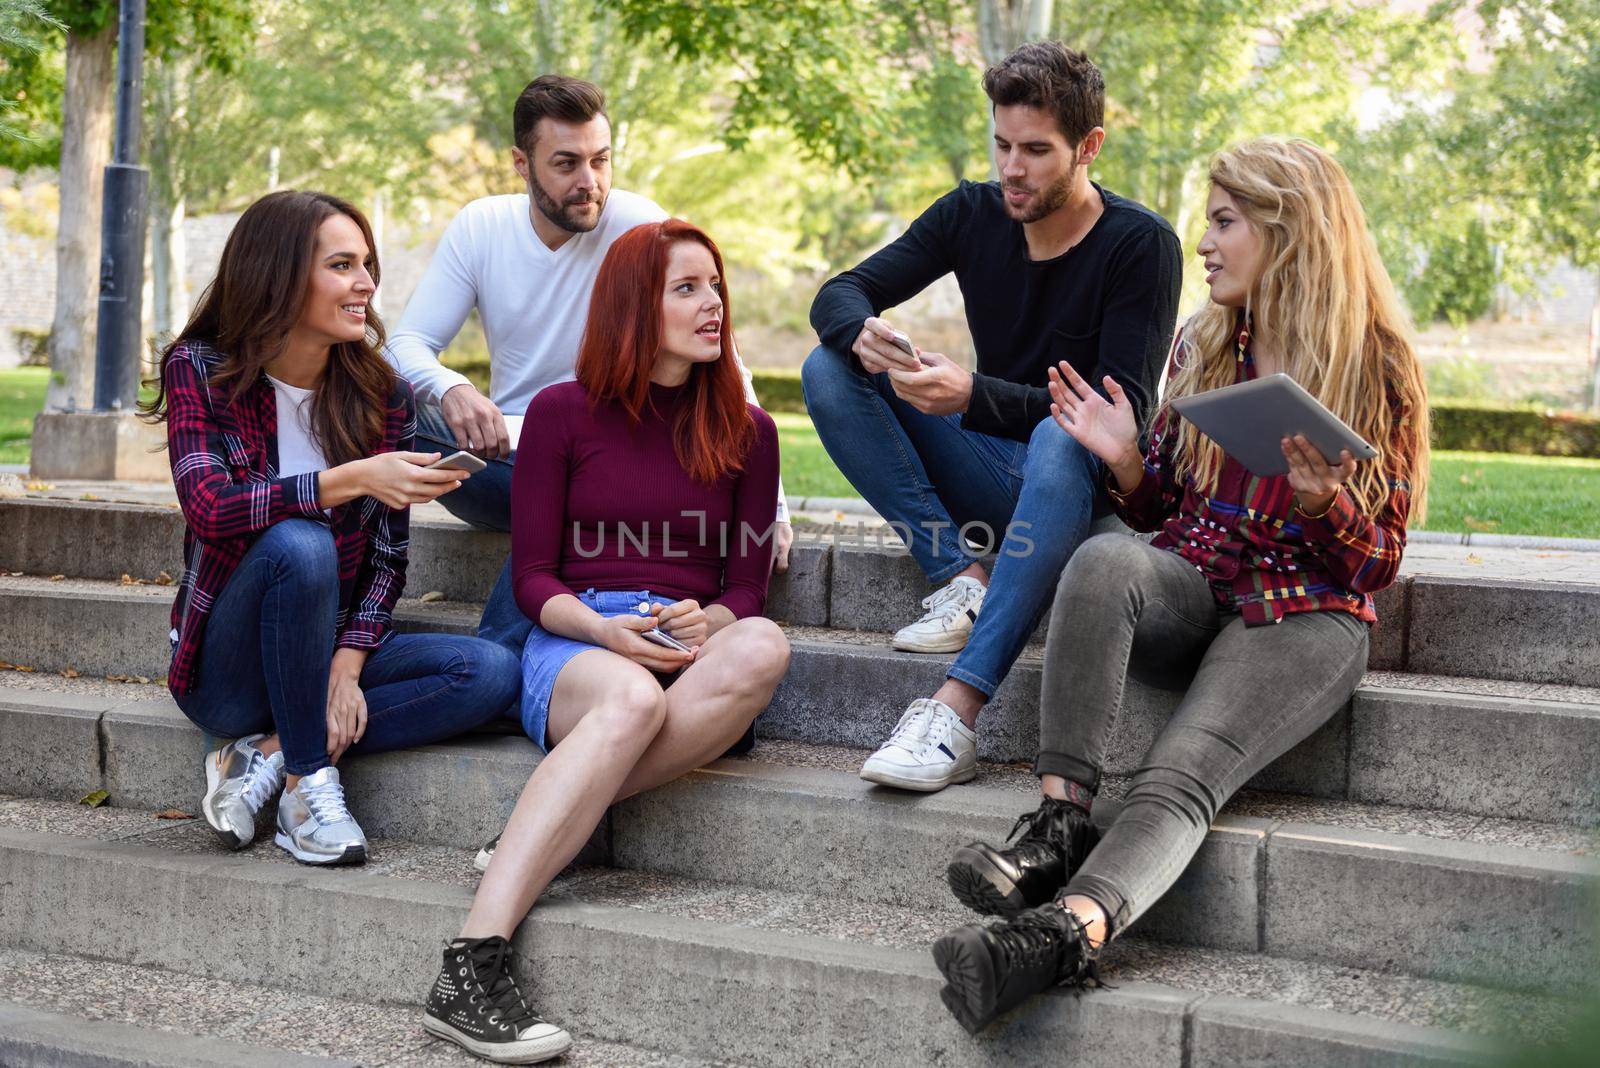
641, 627, 692, 653
426, 450, 488, 474
888, 330, 922, 366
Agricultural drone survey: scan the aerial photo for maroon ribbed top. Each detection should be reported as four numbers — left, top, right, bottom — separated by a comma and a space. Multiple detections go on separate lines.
510, 379, 780, 626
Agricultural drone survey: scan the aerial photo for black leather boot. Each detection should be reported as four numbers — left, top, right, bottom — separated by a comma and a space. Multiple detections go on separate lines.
945, 796, 1098, 917
932, 900, 1100, 1034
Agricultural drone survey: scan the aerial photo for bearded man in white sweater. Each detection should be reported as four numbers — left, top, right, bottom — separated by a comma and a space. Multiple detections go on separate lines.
387, 75, 791, 650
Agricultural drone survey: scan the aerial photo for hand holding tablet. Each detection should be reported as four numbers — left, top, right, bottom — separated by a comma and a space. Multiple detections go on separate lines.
1170, 373, 1377, 478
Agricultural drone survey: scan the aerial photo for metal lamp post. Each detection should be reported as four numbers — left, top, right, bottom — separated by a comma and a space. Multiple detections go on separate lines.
92, 0, 149, 412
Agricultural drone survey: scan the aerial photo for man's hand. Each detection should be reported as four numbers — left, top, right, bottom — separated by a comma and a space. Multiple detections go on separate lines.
441, 383, 511, 460
771, 520, 793, 574
851, 316, 923, 375
887, 350, 972, 416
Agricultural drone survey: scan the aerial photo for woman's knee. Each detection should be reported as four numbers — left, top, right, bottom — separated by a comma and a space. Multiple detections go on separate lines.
456, 638, 522, 711
254, 518, 338, 582
737, 617, 791, 681
1058, 534, 1155, 604
589, 673, 668, 742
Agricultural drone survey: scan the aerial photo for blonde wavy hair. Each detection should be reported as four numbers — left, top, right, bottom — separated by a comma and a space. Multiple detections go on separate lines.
1167, 138, 1430, 522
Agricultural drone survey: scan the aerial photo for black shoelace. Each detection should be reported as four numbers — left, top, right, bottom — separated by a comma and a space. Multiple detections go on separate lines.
467, 939, 544, 1031
1011, 906, 1103, 989
1004, 797, 1082, 865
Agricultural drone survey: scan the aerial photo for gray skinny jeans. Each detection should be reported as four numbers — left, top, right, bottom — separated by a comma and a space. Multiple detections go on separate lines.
1037, 533, 1369, 936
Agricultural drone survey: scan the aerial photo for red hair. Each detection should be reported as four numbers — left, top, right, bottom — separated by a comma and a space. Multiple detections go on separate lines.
576, 219, 755, 485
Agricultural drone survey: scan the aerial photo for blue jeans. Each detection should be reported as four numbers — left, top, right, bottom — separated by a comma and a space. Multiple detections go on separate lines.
172, 519, 522, 775
414, 402, 530, 652
801, 343, 1107, 697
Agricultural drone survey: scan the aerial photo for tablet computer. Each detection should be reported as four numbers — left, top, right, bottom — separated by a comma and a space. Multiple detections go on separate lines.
1169, 373, 1378, 478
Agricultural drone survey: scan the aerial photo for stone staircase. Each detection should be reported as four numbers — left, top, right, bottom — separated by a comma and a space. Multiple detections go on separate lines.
0, 494, 1597, 1066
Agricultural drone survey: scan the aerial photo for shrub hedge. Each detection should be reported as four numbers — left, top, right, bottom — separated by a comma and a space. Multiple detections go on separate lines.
443, 362, 1600, 458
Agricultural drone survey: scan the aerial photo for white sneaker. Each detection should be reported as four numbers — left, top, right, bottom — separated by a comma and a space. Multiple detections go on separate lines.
860, 698, 978, 792
893, 576, 986, 653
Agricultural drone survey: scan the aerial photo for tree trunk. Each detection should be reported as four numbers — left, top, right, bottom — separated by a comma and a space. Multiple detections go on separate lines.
369, 188, 385, 315
977, 1, 1056, 178
45, 23, 117, 411
1587, 269, 1599, 411
149, 63, 188, 344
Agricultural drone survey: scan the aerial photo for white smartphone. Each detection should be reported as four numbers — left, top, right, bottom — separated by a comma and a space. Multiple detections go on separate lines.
641, 627, 692, 653
888, 330, 920, 363
426, 450, 488, 474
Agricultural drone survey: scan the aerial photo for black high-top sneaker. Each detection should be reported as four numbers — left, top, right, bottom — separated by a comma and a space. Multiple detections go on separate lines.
945, 796, 1099, 916
422, 935, 572, 1064
931, 900, 1100, 1034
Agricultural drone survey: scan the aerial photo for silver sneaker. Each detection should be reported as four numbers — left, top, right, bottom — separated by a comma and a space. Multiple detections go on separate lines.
274, 766, 367, 866
201, 734, 285, 850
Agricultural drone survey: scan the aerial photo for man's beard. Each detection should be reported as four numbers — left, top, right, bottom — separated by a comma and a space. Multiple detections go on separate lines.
530, 173, 604, 234
1003, 165, 1076, 224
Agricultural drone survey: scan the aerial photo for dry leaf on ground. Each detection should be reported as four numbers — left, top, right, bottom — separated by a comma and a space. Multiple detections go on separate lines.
418, 590, 446, 603
59, 667, 79, 678
155, 571, 175, 585
154, 809, 195, 820
48, 574, 65, 581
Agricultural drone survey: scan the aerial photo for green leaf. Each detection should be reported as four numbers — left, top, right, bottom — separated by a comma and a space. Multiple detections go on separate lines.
78, 788, 108, 807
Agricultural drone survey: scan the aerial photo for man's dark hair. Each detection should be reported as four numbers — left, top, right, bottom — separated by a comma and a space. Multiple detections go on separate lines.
982, 42, 1104, 145
513, 75, 608, 156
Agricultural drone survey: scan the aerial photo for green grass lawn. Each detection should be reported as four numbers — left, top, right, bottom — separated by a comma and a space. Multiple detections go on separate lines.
776, 412, 1600, 539
0, 367, 47, 464
6, 370, 1597, 538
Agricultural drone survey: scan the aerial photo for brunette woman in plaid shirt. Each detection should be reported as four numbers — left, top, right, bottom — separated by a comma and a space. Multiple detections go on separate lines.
931, 139, 1432, 1030
141, 191, 521, 867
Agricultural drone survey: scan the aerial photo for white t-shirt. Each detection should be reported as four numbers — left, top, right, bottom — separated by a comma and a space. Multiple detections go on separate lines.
385, 189, 666, 416
385, 188, 787, 519
265, 374, 327, 477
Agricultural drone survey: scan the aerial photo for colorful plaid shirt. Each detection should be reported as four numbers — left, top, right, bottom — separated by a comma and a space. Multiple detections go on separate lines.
1109, 328, 1415, 627
163, 341, 414, 694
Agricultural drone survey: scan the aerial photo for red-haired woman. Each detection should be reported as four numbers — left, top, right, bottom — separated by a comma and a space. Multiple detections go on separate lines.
420, 219, 788, 1064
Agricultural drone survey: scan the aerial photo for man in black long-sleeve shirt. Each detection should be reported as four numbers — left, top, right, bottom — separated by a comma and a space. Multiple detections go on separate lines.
803, 43, 1181, 793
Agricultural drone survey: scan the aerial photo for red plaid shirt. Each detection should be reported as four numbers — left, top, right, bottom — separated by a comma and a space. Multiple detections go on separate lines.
1110, 328, 1415, 626
163, 341, 414, 694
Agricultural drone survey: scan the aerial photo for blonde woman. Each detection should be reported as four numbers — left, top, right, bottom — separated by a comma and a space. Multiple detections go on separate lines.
931, 138, 1431, 1031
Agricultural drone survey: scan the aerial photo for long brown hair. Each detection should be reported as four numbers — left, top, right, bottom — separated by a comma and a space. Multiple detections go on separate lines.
140, 190, 396, 467
1169, 139, 1430, 521
576, 219, 755, 485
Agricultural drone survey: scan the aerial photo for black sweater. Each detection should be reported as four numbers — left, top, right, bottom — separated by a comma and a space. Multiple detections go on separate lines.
810, 180, 1182, 442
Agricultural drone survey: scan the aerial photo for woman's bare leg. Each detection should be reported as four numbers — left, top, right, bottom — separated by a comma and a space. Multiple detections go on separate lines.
459, 649, 666, 938
611, 617, 791, 802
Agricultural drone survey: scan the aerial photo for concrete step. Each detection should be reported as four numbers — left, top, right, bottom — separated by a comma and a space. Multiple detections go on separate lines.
0, 948, 738, 1067
3, 577, 1598, 822
6, 496, 1600, 683
1, 682, 1594, 997
0, 804, 1574, 1067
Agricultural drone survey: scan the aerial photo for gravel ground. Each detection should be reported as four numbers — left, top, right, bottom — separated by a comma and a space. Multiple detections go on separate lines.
0, 949, 746, 1067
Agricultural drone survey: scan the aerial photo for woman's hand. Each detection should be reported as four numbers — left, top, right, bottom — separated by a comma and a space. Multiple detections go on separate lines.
1047, 361, 1142, 486
653, 599, 708, 649
599, 613, 696, 673
1282, 434, 1358, 515
329, 452, 467, 509
325, 651, 369, 763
